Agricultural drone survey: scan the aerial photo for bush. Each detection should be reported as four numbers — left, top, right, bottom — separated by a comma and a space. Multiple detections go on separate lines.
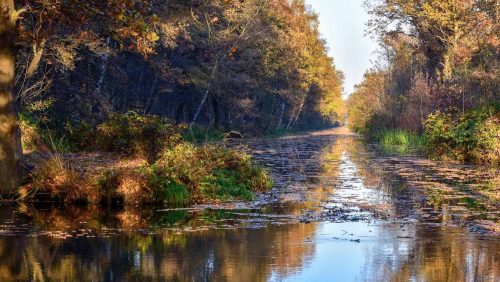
200, 169, 255, 201
96, 111, 185, 163
64, 121, 95, 151
89, 143, 272, 205
96, 170, 124, 205
150, 143, 273, 202
424, 104, 500, 164
183, 125, 224, 143
19, 113, 43, 152
146, 171, 190, 204
19, 113, 73, 153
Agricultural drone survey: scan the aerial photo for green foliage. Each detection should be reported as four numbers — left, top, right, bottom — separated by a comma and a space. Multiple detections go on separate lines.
19, 113, 73, 153
19, 113, 42, 152
147, 143, 272, 202
183, 125, 224, 143
146, 172, 190, 204
371, 129, 426, 155
64, 121, 95, 152
200, 169, 255, 201
424, 104, 500, 164
96, 111, 184, 163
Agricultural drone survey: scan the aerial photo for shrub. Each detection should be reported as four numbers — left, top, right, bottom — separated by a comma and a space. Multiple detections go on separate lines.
96, 170, 124, 205
200, 169, 254, 201
19, 114, 73, 153
96, 111, 184, 163
146, 170, 190, 204
64, 121, 95, 151
424, 104, 500, 164
19, 113, 43, 152
151, 143, 273, 202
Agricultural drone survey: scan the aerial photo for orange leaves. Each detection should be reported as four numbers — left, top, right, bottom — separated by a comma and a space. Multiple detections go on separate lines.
227, 46, 238, 60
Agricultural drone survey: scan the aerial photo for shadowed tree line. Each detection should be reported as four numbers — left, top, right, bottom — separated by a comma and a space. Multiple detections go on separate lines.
0, 0, 344, 193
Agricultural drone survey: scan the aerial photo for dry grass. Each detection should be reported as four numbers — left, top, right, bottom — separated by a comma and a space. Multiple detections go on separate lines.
20, 154, 94, 203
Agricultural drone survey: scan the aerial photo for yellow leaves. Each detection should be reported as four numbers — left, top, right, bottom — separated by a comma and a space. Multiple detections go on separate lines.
146, 32, 160, 43
130, 30, 140, 37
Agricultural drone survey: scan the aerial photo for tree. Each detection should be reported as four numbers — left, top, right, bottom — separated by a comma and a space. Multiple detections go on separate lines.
0, 0, 24, 194
0, 0, 162, 194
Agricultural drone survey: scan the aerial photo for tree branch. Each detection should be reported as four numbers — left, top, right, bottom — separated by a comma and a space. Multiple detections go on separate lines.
9, 5, 28, 24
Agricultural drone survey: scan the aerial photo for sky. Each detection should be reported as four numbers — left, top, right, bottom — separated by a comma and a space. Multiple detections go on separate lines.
305, 0, 378, 97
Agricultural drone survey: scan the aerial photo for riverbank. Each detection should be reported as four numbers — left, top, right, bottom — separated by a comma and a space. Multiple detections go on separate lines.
12, 112, 273, 205
349, 104, 500, 165
16, 146, 272, 206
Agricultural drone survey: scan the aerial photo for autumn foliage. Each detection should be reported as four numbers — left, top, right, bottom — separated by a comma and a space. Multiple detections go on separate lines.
348, 0, 499, 164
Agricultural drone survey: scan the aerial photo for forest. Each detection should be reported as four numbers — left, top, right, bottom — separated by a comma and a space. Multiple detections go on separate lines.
348, 0, 499, 164
0, 0, 344, 201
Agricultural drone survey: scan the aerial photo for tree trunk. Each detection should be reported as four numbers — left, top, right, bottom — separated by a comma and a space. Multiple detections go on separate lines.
143, 74, 158, 115
0, 0, 22, 195
190, 62, 218, 128
211, 96, 220, 129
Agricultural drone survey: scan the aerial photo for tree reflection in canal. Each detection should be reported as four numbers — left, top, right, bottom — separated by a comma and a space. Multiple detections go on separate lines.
0, 130, 498, 281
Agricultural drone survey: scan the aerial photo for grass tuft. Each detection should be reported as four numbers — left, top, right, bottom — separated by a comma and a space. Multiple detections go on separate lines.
373, 129, 425, 155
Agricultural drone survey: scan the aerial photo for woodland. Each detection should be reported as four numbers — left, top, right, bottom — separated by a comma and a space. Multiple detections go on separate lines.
0, 0, 343, 203
348, 0, 499, 164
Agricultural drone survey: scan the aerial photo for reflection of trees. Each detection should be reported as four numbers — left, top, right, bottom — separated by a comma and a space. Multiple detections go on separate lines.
0, 219, 317, 281
319, 136, 415, 218
359, 224, 500, 281
2, 133, 498, 281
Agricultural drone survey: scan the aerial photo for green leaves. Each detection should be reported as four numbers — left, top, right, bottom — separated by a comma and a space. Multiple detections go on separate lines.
424, 104, 500, 164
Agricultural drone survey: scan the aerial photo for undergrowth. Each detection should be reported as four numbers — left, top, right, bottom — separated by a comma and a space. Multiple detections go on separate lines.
424, 104, 499, 164
21, 112, 273, 205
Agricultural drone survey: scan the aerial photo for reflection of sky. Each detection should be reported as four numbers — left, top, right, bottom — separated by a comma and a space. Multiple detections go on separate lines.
304, 0, 379, 97
269, 220, 496, 282
268, 150, 411, 281
268, 221, 404, 282
267, 150, 496, 282
334, 152, 391, 210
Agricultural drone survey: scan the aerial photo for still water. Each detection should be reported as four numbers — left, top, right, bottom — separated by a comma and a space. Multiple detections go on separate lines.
1, 129, 498, 281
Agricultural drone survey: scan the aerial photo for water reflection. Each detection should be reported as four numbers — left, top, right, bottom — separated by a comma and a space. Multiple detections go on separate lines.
0, 218, 498, 281
0, 131, 498, 281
